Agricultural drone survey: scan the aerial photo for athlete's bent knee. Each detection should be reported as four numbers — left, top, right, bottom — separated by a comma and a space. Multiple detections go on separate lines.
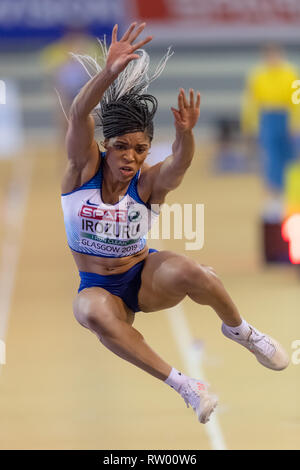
73, 292, 113, 333
182, 261, 220, 294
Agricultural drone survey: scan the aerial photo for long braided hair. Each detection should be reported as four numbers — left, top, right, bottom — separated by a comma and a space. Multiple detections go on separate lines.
71, 39, 173, 140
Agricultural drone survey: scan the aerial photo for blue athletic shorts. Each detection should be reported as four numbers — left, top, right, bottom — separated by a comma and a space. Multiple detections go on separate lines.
78, 249, 158, 313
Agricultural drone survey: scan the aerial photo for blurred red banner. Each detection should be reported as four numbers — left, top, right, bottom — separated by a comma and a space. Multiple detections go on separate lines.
129, 0, 300, 43
135, 0, 300, 23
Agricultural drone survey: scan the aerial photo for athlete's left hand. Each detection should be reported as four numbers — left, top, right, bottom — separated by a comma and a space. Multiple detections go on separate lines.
171, 88, 201, 132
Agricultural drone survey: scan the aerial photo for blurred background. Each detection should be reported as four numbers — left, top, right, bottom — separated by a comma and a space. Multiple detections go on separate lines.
0, 0, 300, 450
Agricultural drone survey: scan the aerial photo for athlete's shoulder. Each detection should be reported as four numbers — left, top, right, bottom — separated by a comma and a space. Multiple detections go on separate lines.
61, 145, 102, 195
139, 161, 164, 184
137, 161, 163, 204
141, 160, 163, 173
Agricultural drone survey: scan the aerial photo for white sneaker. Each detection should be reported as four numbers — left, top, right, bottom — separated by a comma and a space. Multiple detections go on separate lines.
178, 378, 218, 424
222, 323, 289, 371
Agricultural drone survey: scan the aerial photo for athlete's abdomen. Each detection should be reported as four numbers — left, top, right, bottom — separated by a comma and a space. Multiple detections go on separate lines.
71, 244, 149, 275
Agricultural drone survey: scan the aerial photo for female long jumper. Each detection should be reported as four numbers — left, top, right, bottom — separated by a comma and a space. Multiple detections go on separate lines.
61, 23, 289, 424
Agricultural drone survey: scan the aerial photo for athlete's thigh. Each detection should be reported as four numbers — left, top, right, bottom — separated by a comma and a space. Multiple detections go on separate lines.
138, 250, 190, 312
73, 286, 135, 330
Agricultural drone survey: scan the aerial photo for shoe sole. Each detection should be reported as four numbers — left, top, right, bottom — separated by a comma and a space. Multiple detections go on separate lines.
195, 394, 218, 424
256, 337, 289, 371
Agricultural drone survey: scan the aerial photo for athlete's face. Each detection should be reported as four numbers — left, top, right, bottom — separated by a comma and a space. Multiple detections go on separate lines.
104, 132, 151, 181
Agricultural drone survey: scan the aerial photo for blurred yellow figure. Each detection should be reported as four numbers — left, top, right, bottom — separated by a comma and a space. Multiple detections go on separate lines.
241, 44, 300, 220
41, 28, 99, 142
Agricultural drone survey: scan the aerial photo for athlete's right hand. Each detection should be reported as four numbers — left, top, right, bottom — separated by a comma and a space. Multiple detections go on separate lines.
106, 22, 152, 76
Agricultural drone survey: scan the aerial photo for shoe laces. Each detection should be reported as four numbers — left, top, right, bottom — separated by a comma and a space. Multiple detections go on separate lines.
248, 327, 275, 358
179, 380, 207, 409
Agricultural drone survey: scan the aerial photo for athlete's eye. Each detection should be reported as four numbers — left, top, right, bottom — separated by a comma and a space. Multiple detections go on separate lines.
115, 143, 127, 150
136, 147, 148, 154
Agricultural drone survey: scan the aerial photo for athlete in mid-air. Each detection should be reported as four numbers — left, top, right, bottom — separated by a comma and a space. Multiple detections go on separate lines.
61, 23, 289, 424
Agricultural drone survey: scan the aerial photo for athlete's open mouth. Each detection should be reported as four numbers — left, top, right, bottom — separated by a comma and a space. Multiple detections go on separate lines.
119, 166, 134, 176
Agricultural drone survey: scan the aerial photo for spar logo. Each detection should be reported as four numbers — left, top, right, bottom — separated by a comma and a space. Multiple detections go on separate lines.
79, 205, 127, 222
79, 202, 142, 225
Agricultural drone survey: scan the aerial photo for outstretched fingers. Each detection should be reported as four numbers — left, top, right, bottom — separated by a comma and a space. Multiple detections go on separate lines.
128, 22, 146, 43
178, 88, 201, 110
180, 88, 189, 108
111, 24, 118, 43
181, 88, 200, 109
117, 22, 152, 51
172, 88, 201, 130
132, 35, 153, 51
171, 107, 181, 122
120, 22, 137, 42
189, 88, 194, 107
178, 91, 185, 113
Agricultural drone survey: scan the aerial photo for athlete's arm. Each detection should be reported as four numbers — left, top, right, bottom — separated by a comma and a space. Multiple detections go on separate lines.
147, 88, 201, 204
62, 22, 152, 193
